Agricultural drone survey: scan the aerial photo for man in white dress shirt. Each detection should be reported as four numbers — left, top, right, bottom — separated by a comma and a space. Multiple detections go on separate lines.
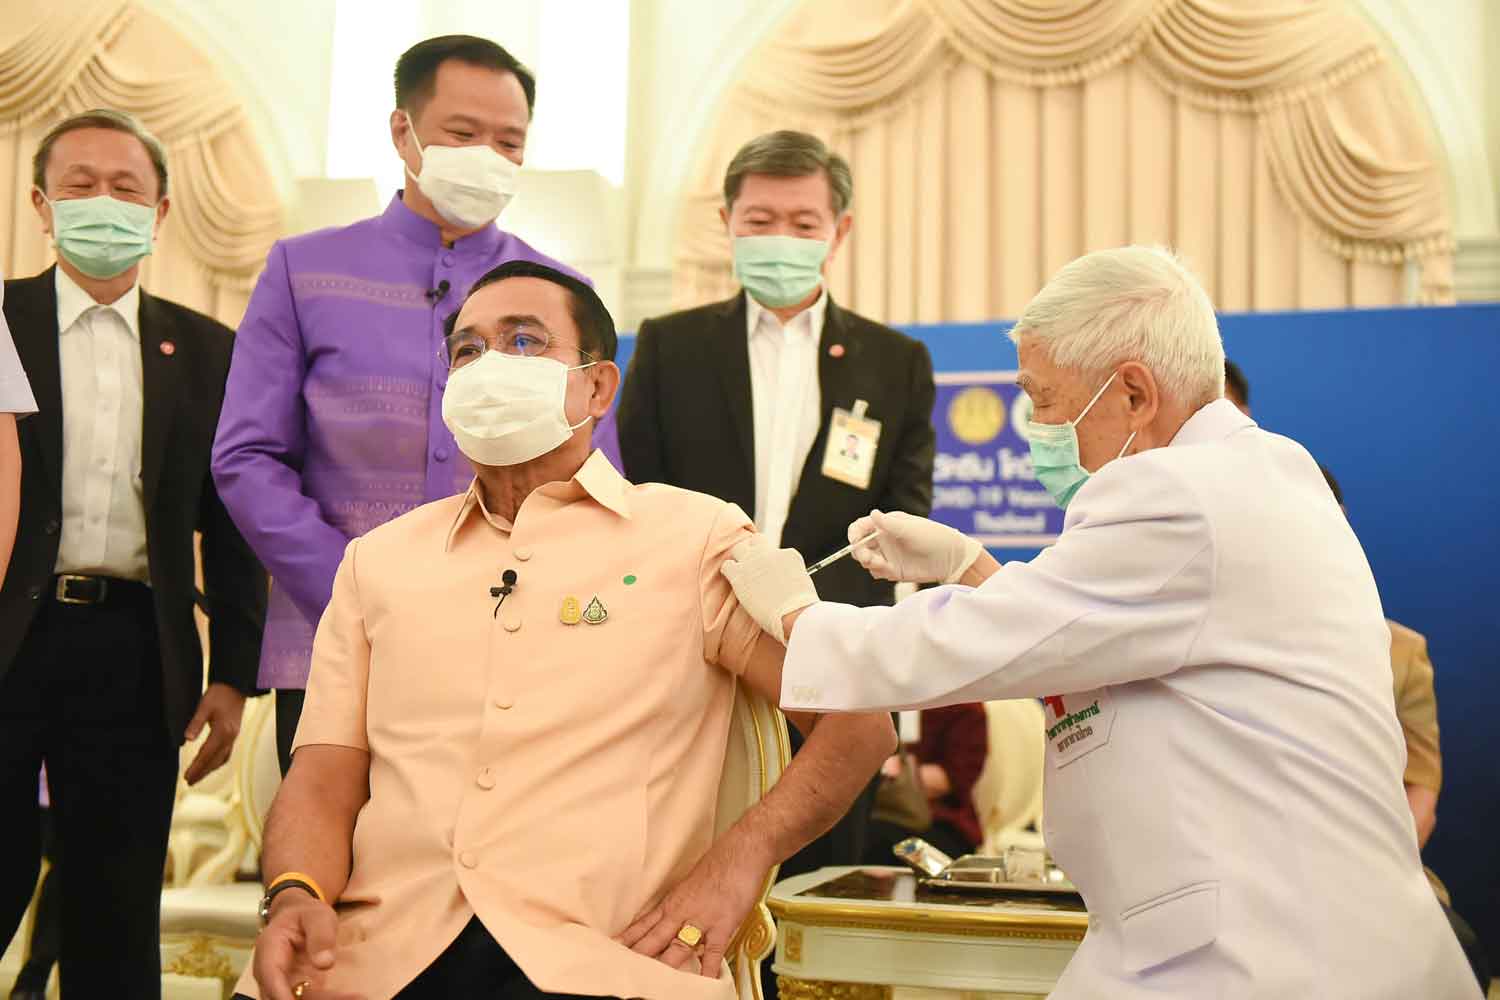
721, 246, 1480, 998
0, 109, 265, 998
616, 131, 936, 914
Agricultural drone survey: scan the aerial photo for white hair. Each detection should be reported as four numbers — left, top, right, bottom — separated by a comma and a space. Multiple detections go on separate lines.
1008, 246, 1225, 406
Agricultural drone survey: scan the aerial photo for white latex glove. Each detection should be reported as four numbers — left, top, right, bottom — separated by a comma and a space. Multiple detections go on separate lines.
720, 536, 819, 644
848, 510, 982, 584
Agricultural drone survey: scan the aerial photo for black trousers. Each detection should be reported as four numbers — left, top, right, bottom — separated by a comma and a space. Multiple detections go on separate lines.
0, 584, 179, 999
274, 688, 305, 777
233, 916, 622, 1000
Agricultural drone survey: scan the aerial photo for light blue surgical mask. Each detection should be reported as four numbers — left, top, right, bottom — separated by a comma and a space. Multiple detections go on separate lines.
1027, 371, 1137, 509
732, 234, 829, 308
42, 192, 157, 279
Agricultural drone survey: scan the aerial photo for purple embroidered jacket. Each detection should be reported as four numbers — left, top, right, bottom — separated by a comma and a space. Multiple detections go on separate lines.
212, 194, 585, 689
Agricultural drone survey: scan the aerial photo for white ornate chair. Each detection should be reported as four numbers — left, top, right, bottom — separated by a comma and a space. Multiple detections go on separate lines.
972, 698, 1047, 855
159, 694, 280, 994
717, 683, 793, 1000
167, 695, 271, 888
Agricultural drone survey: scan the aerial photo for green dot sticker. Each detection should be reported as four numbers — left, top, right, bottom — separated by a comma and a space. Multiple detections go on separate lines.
623, 575, 637, 586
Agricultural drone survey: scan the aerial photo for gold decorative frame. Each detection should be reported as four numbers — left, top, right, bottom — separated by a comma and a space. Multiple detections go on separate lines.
767, 895, 1087, 943
724, 684, 794, 1000
775, 978, 889, 1000
161, 933, 236, 995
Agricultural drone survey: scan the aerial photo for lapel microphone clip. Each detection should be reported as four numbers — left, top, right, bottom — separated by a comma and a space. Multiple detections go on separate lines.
491, 569, 519, 618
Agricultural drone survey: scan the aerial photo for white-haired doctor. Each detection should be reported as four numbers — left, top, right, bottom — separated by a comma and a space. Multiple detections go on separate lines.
722, 246, 1480, 999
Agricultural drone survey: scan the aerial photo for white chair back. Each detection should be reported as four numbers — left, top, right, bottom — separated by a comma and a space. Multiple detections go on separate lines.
167, 695, 275, 887
715, 683, 791, 1000
972, 698, 1047, 851
238, 697, 282, 850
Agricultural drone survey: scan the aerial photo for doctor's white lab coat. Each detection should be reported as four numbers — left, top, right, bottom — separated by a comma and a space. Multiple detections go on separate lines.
782, 399, 1478, 999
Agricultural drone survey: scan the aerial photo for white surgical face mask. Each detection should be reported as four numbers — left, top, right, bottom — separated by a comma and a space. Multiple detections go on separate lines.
1026, 371, 1137, 509
404, 111, 519, 229
442, 352, 594, 467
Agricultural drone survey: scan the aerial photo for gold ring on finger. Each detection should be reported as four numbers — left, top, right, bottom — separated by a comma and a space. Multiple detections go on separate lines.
293, 982, 311, 999
675, 922, 704, 951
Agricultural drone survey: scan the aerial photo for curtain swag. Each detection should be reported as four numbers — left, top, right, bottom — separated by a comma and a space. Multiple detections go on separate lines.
689, 0, 1452, 309
1, 0, 282, 294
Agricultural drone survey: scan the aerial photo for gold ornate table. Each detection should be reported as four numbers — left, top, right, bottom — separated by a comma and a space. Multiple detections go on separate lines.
767, 866, 1087, 1000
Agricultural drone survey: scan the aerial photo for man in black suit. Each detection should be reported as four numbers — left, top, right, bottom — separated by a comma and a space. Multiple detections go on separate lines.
0, 109, 266, 999
618, 130, 935, 886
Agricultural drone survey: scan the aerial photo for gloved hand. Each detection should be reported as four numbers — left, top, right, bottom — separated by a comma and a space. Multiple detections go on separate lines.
848, 510, 983, 584
720, 536, 819, 644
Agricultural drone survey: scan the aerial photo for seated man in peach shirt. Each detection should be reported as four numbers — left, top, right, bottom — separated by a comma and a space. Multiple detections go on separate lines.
237, 260, 894, 1000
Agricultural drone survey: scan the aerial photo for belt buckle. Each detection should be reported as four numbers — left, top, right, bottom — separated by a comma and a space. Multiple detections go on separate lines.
55, 575, 104, 605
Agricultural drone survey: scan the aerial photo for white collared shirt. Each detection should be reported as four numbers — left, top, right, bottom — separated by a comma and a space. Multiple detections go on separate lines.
54, 267, 149, 582
746, 288, 826, 545
0, 280, 38, 416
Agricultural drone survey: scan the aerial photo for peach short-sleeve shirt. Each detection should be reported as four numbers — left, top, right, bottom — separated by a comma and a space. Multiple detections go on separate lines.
243, 452, 760, 999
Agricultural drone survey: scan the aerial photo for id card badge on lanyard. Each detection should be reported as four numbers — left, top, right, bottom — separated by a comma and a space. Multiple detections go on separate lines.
821, 399, 881, 490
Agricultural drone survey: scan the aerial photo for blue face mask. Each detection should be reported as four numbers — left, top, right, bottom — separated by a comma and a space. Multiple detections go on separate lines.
732, 234, 830, 308
1026, 371, 1137, 509
42, 192, 157, 279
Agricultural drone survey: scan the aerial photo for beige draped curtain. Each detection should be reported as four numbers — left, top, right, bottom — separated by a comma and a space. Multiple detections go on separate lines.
675, 0, 1455, 320
0, 0, 283, 326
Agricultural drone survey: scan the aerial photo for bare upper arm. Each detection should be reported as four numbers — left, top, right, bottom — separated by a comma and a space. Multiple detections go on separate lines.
284, 744, 371, 819
738, 630, 818, 738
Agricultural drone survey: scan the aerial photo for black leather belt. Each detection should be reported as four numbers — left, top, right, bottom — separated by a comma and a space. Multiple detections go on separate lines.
51, 574, 148, 606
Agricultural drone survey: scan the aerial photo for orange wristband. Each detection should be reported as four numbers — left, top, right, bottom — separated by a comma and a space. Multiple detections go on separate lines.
268, 871, 327, 904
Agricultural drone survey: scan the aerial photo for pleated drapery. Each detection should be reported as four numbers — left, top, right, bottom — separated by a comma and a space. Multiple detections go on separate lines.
0, 0, 283, 326
674, 0, 1454, 320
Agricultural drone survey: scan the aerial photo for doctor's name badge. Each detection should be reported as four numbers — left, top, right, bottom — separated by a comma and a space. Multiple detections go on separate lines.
1043, 690, 1116, 767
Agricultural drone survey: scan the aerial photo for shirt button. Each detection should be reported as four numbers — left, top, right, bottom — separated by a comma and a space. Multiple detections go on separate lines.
502, 614, 522, 633
476, 768, 496, 790
434, 447, 450, 462
45, 520, 59, 535
494, 697, 513, 710
28, 585, 42, 601
514, 547, 532, 562
442, 253, 455, 267
459, 851, 478, 869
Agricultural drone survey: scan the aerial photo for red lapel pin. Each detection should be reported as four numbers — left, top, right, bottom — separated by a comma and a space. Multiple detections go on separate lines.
828, 343, 845, 358
159, 340, 176, 356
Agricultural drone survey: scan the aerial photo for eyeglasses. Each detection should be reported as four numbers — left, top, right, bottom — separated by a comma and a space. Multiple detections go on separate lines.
441, 322, 594, 370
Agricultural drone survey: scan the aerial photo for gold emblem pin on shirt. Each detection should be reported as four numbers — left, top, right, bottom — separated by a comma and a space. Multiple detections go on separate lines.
559, 596, 582, 625
582, 595, 608, 625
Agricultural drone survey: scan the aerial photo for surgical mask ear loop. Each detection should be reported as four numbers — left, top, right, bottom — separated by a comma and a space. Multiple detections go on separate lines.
1072, 370, 1119, 427
402, 110, 425, 180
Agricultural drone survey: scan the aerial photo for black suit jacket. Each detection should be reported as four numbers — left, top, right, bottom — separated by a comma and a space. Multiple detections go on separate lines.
1, 267, 266, 743
618, 293, 935, 608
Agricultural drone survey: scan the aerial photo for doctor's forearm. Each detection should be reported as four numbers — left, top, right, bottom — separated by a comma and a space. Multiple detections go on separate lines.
957, 550, 1001, 588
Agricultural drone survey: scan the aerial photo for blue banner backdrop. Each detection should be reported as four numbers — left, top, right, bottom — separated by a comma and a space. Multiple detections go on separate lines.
930, 372, 1062, 546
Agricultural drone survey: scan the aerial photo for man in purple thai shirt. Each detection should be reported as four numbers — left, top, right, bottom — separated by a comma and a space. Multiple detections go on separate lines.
212, 35, 587, 773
